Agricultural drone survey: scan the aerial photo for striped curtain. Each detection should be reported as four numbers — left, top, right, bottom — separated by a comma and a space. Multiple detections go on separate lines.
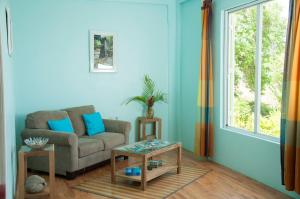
280, 0, 300, 194
194, 0, 214, 158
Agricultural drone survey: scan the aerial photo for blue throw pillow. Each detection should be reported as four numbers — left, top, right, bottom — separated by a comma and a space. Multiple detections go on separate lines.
82, 112, 105, 136
48, 118, 74, 133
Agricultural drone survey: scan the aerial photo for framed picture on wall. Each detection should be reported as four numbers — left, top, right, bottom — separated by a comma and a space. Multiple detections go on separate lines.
5, 7, 13, 56
89, 31, 116, 72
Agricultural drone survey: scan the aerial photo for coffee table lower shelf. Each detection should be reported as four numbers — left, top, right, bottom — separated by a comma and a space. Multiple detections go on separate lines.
111, 142, 182, 190
115, 165, 177, 182
25, 187, 50, 199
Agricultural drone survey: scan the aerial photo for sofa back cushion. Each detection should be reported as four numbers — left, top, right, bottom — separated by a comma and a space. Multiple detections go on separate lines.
82, 112, 105, 136
64, 105, 95, 136
47, 117, 75, 133
26, 111, 69, 129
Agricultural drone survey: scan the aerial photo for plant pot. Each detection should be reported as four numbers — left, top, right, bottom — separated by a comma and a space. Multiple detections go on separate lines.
146, 107, 154, 119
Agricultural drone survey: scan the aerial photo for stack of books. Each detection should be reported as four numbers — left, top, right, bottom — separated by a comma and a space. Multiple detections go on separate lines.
147, 160, 163, 170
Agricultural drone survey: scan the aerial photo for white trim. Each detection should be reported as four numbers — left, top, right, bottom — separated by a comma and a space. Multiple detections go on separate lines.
223, 10, 230, 127
254, 4, 263, 133
222, 126, 280, 143
226, 0, 271, 13
228, 12, 235, 126
89, 30, 117, 73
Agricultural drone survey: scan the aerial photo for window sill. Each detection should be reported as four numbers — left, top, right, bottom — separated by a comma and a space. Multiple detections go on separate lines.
220, 126, 280, 144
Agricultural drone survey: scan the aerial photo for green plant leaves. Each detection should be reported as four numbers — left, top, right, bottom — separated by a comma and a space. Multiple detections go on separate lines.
142, 74, 155, 98
125, 96, 147, 105
125, 74, 167, 107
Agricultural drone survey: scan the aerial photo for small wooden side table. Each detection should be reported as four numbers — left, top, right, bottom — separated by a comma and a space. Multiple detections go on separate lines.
137, 117, 162, 141
17, 144, 55, 199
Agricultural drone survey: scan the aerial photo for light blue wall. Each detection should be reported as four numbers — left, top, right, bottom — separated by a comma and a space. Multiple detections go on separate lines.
0, 0, 16, 198
10, 0, 300, 197
178, 0, 300, 198
11, 0, 178, 147
177, 0, 201, 151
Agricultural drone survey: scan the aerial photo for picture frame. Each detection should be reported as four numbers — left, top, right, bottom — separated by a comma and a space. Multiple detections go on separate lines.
89, 31, 116, 73
5, 7, 13, 56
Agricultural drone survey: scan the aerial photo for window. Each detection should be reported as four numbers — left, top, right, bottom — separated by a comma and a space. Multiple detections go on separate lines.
224, 0, 289, 139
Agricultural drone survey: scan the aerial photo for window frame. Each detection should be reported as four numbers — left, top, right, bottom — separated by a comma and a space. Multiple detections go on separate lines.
222, 0, 284, 143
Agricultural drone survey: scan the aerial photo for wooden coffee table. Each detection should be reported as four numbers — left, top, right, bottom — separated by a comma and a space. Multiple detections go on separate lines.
111, 141, 182, 190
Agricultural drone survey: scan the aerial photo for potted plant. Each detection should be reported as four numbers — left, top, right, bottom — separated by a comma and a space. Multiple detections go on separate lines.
126, 75, 167, 118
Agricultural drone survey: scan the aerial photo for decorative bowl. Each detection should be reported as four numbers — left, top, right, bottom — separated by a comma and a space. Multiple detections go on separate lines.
24, 137, 49, 149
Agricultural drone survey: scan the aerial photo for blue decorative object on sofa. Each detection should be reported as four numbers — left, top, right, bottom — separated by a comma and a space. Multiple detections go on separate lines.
124, 167, 141, 176
82, 112, 105, 136
47, 118, 74, 133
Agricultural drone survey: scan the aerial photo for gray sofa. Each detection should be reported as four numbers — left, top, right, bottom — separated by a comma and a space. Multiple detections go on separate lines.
21, 105, 131, 179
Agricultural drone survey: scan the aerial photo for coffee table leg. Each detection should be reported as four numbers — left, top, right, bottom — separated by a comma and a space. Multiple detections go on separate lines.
49, 150, 55, 199
111, 151, 116, 184
18, 151, 25, 199
177, 146, 182, 174
141, 156, 147, 190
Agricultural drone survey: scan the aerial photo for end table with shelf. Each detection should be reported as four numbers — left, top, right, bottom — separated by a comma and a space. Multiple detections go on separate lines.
17, 144, 55, 199
137, 117, 162, 141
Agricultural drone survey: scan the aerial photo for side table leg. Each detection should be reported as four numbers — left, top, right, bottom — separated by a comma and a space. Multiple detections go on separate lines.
153, 121, 157, 139
141, 156, 147, 190
142, 123, 146, 140
24, 157, 27, 179
177, 146, 182, 174
111, 151, 116, 184
49, 150, 55, 199
18, 152, 25, 199
158, 119, 162, 140
138, 120, 141, 141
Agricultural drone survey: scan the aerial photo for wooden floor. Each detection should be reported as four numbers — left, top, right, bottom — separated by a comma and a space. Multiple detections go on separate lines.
34, 150, 290, 199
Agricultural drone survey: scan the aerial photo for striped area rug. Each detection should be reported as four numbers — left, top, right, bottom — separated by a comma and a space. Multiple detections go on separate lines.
73, 166, 210, 199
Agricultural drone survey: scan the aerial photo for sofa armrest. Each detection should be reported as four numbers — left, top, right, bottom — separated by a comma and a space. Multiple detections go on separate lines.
21, 128, 78, 147
103, 119, 131, 144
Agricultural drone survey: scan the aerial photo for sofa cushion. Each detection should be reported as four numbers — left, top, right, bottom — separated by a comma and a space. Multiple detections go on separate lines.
48, 118, 74, 133
64, 105, 95, 136
78, 138, 104, 158
26, 111, 69, 129
87, 132, 125, 150
82, 112, 105, 136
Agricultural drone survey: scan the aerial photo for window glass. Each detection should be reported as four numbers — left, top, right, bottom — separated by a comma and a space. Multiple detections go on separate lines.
226, 0, 289, 138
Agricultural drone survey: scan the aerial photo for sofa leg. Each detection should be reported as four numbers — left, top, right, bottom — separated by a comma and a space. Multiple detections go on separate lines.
65, 171, 77, 180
